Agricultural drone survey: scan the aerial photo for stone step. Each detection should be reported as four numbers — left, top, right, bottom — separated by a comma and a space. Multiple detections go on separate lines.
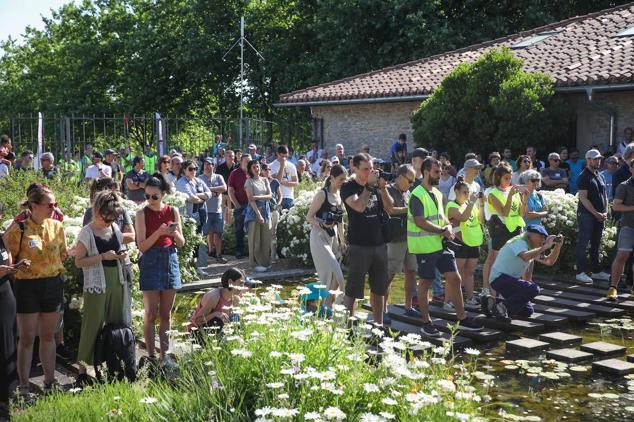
427, 304, 545, 335
533, 295, 625, 317
580, 341, 627, 357
29, 364, 76, 393
388, 319, 473, 348
463, 301, 567, 327
627, 354, 634, 363
539, 332, 583, 347
540, 288, 634, 311
387, 304, 505, 342
538, 280, 630, 298
592, 358, 634, 375
506, 337, 550, 354
546, 347, 594, 363
531, 303, 595, 322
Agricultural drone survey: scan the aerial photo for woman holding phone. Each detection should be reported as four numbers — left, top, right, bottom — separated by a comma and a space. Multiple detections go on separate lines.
3, 185, 67, 396
135, 173, 184, 371
74, 191, 129, 385
0, 202, 17, 417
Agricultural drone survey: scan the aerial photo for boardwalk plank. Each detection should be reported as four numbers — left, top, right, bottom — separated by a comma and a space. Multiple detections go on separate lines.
532, 295, 625, 317
539, 288, 634, 311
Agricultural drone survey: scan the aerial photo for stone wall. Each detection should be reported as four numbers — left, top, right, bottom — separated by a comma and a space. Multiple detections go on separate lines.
565, 91, 634, 153
310, 101, 420, 159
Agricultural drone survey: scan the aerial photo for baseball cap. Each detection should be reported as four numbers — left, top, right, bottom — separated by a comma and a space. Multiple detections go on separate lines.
526, 224, 549, 237
92, 151, 103, 159
105, 148, 116, 155
585, 149, 603, 160
204, 157, 214, 164
464, 158, 483, 169
248, 143, 257, 150
412, 148, 429, 159
548, 152, 560, 160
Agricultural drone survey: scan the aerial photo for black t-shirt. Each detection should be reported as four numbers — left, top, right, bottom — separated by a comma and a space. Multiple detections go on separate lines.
341, 179, 384, 246
577, 167, 607, 214
0, 237, 9, 285
216, 162, 238, 184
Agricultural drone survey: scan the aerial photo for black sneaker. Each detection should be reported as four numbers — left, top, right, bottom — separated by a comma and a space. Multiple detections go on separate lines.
481, 295, 494, 317
492, 302, 511, 322
138, 355, 159, 377
73, 373, 93, 389
420, 321, 441, 337
457, 318, 483, 331
56, 343, 73, 362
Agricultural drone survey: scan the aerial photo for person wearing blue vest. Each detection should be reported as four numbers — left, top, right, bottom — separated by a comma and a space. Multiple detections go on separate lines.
408, 157, 483, 337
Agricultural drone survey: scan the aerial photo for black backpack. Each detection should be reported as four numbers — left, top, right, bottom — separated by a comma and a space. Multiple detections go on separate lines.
94, 323, 137, 382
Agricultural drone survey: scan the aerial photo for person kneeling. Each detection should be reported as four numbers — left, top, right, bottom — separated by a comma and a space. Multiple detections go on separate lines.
188, 268, 245, 341
485, 224, 563, 320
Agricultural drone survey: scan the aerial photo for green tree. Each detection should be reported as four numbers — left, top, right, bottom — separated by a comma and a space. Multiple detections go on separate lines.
411, 48, 573, 159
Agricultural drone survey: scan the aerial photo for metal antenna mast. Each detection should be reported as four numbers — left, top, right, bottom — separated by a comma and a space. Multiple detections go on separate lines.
223, 16, 264, 148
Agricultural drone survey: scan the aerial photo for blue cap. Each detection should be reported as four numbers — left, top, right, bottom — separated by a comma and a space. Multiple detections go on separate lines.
300, 282, 329, 302
525, 224, 549, 237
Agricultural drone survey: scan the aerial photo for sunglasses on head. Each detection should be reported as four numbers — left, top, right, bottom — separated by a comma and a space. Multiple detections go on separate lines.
144, 193, 160, 201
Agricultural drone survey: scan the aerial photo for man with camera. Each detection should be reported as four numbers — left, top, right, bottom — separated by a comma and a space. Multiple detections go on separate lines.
379, 164, 419, 322
341, 153, 388, 327
484, 225, 563, 319
408, 157, 482, 336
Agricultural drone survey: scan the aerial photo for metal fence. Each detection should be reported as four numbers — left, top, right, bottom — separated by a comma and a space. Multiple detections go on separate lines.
0, 113, 276, 161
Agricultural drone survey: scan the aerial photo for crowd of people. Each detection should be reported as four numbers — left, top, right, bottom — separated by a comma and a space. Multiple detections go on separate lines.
3, 126, 634, 415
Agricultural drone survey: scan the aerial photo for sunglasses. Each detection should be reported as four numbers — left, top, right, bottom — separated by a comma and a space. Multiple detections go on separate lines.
188, 166, 197, 171
404, 176, 415, 185
144, 193, 160, 201
530, 179, 540, 183
161, 160, 170, 164
102, 215, 117, 224
550, 158, 560, 162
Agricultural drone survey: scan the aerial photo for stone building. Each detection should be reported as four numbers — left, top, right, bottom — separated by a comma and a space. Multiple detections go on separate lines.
276, 3, 634, 159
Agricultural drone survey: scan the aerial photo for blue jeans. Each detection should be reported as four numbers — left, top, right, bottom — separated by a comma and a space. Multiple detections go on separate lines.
281, 198, 294, 210
233, 206, 247, 257
491, 273, 540, 317
575, 211, 604, 274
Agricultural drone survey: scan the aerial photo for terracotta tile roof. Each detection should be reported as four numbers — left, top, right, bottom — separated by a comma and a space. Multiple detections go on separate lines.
278, 3, 634, 105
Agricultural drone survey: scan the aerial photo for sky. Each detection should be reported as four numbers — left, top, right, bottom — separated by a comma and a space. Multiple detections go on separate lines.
0, 0, 73, 44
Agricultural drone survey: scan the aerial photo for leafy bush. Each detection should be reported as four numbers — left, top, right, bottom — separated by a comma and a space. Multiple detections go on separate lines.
540, 189, 616, 273
411, 48, 574, 160
15, 286, 488, 421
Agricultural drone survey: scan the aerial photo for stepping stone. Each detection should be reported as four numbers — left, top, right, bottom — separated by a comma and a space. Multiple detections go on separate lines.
546, 348, 594, 363
540, 288, 634, 311
387, 304, 505, 342
580, 341, 627, 357
533, 295, 625, 317
526, 312, 569, 328
627, 354, 634, 363
539, 280, 630, 298
427, 304, 545, 335
592, 358, 634, 375
531, 304, 595, 322
539, 332, 583, 346
389, 319, 472, 348
506, 338, 550, 354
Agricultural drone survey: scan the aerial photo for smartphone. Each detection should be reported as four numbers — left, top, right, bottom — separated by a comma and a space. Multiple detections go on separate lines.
13, 259, 30, 269
553, 235, 563, 244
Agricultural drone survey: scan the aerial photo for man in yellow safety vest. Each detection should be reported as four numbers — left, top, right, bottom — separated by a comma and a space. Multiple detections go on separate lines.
408, 157, 483, 337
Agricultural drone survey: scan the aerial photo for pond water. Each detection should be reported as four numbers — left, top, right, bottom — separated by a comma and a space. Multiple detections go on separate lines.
171, 275, 634, 422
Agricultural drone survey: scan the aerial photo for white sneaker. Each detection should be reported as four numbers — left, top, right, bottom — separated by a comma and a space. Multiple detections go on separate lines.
591, 271, 611, 281
443, 301, 455, 312
575, 272, 594, 284
254, 266, 268, 273
479, 288, 490, 297
196, 267, 208, 276
465, 297, 479, 307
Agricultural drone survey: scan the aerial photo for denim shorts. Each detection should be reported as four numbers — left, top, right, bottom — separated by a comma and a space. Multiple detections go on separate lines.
139, 246, 182, 291
203, 212, 224, 235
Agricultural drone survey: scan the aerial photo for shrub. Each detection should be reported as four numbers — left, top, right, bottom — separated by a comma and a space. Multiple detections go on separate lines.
277, 188, 317, 266
411, 48, 573, 160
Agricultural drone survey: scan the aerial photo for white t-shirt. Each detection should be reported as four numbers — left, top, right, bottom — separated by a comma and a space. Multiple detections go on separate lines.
0, 163, 8, 178
269, 160, 298, 199
447, 179, 480, 201
85, 164, 112, 180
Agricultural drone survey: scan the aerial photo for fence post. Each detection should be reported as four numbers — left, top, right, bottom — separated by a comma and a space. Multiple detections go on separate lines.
65, 117, 71, 161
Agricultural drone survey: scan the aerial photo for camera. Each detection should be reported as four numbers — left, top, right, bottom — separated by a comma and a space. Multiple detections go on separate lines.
553, 234, 563, 244
321, 211, 343, 224
378, 170, 394, 182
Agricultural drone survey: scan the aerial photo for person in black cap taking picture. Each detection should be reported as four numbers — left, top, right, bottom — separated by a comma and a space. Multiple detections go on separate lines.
84, 151, 112, 182
485, 224, 563, 319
